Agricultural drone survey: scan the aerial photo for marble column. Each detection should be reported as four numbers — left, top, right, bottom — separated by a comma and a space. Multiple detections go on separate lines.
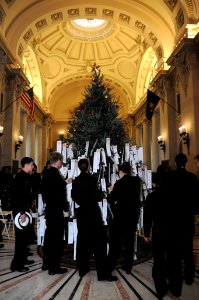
35, 125, 42, 172
143, 119, 151, 169
20, 112, 28, 158
29, 121, 36, 160
151, 111, 160, 172
135, 125, 142, 147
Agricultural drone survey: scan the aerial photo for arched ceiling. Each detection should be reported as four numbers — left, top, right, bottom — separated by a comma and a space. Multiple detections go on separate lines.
0, 0, 198, 121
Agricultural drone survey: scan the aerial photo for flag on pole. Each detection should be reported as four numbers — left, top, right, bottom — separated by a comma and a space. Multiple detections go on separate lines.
146, 89, 160, 122
20, 87, 35, 121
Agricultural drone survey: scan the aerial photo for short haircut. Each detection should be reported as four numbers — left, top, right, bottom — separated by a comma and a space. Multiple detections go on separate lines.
49, 152, 63, 164
194, 154, 199, 161
175, 153, 187, 168
118, 161, 131, 174
78, 159, 89, 173
21, 157, 34, 167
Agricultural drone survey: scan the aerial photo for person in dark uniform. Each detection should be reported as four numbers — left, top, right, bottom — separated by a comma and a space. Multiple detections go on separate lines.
106, 161, 141, 276
0, 165, 14, 211
41, 152, 69, 275
10, 157, 35, 272
170, 153, 197, 287
143, 164, 171, 299
71, 158, 116, 281
144, 154, 197, 299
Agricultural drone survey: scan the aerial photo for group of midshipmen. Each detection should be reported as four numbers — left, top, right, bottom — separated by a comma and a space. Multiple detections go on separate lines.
1, 151, 199, 298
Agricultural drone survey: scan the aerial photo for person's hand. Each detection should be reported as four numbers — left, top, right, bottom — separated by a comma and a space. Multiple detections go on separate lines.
63, 211, 70, 218
20, 214, 27, 223
144, 236, 151, 243
108, 186, 113, 194
65, 178, 72, 184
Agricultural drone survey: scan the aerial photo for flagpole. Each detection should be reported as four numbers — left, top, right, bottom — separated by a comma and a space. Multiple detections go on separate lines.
1, 95, 22, 113
1, 86, 34, 113
160, 98, 179, 114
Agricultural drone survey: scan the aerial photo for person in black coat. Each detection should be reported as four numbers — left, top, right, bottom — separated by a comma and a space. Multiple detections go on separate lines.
41, 152, 70, 275
144, 154, 197, 299
106, 161, 141, 275
71, 158, 116, 281
143, 164, 171, 298
10, 157, 35, 272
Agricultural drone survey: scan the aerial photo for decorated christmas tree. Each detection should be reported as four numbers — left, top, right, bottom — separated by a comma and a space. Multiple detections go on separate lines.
67, 63, 128, 156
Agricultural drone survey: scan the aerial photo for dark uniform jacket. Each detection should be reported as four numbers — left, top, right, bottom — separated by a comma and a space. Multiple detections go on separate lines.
107, 174, 141, 229
162, 168, 197, 238
12, 170, 33, 216
71, 172, 103, 227
41, 167, 69, 221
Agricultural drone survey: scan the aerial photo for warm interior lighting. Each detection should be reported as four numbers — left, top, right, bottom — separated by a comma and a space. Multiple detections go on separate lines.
0, 126, 3, 136
157, 136, 166, 153
15, 135, 24, 158
179, 125, 190, 154
73, 19, 106, 28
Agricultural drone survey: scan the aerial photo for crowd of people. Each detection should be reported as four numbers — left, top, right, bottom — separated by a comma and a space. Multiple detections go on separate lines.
0, 151, 199, 298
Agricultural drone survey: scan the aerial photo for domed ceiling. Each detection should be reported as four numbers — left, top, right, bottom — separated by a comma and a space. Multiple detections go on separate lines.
0, 0, 198, 122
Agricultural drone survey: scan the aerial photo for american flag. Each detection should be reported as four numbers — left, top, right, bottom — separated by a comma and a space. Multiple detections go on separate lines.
20, 87, 35, 121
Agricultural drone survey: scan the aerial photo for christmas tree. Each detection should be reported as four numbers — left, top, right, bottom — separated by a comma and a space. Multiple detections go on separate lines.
67, 63, 128, 156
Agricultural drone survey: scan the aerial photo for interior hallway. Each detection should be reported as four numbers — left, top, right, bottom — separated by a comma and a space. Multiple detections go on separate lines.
0, 233, 199, 300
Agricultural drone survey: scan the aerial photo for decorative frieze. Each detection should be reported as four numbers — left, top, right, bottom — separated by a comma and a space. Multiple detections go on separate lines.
68, 9, 79, 17
156, 46, 163, 59
148, 32, 157, 44
175, 8, 184, 28
85, 8, 96, 16
51, 12, 63, 22
102, 9, 113, 18
119, 13, 130, 24
18, 44, 24, 57
0, 4, 5, 27
35, 19, 47, 30
163, 0, 177, 11
135, 20, 145, 32
23, 29, 33, 43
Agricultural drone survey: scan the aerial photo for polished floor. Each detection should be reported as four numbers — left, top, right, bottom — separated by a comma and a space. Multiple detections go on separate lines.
0, 233, 199, 300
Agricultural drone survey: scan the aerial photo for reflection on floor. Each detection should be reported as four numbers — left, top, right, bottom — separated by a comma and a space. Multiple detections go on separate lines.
0, 234, 199, 300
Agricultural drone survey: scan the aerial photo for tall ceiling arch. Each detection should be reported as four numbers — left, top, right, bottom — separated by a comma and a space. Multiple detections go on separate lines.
0, 0, 198, 121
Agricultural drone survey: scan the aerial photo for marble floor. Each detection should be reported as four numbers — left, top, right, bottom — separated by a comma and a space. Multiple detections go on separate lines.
0, 234, 199, 300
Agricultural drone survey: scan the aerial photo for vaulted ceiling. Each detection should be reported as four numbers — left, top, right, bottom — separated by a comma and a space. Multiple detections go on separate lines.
0, 0, 198, 121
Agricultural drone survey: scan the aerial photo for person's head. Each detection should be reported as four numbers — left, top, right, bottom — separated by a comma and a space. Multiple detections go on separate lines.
21, 157, 34, 173
2, 166, 11, 174
118, 162, 131, 178
49, 152, 63, 169
175, 153, 187, 169
194, 154, 199, 169
155, 164, 170, 186
78, 159, 89, 173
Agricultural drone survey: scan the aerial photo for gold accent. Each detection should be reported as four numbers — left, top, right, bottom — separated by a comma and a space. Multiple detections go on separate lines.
85, 8, 96, 16
148, 32, 157, 44
23, 29, 33, 42
102, 9, 113, 18
135, 20, 145, 32
176, 8, 184, 28
68, 8, 79, 17
18, 44, 24, 57
51, 12, 63, 22
35, 19, 47, 30
156, 46, 163, 59
119, 13, 130, 24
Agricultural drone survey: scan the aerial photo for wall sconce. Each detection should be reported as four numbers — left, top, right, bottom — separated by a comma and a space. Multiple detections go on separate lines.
158, 135, 166, 153
15, 135, 23, 158
0, 126, 3, 137
59, 131, 65, 141
179, 125, 190, 154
